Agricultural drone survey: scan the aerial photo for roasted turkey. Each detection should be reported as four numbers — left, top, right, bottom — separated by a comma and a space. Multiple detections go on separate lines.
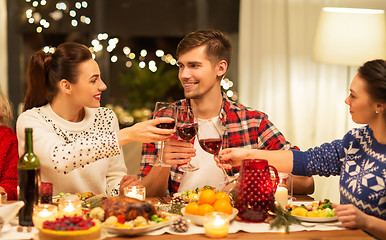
101, 196, 157, 221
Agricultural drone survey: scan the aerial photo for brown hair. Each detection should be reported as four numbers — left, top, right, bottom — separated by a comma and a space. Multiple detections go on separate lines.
176, 29, 232, 68
23, 42, 92, 111
0, 87, 13, 126
358, 59, 386, 103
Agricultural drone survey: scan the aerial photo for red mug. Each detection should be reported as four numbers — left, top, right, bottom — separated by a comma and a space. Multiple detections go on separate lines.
234, 159, 279, 222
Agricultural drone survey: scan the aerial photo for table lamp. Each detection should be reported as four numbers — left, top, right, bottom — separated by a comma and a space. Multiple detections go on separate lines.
312, 7, 386, 131
313, 7, 386, 66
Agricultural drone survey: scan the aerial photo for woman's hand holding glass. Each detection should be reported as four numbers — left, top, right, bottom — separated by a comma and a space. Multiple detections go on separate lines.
216, 148, 255, 169
116, 117, 175, 147
151, 102, 178, 167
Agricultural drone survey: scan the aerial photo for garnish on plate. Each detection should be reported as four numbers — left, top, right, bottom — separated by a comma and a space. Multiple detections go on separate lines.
266, 205, 301, 233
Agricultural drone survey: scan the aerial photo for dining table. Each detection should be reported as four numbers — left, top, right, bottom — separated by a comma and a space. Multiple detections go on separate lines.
104, 195, 373, 240
0, 195, 374, 240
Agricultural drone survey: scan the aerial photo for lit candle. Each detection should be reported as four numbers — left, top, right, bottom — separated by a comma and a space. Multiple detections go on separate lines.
33, 204, 58, 228
274, 186, 288, 207
58, 198, 82, 217
124, 186, 146, 200
204, 212, 230, 238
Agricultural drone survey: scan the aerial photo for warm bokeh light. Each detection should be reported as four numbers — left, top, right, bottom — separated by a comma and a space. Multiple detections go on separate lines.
139, 61, 146, 68
111, 55, 118, 63
123, 47, 131, 55
128, 53, 135, 59
71, 19, 78, 26
140, 49, 147, 57
155, 49, 164, 57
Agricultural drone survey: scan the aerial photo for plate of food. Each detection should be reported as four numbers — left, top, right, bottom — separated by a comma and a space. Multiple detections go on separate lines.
102, 213, 177, 235
96, 196, 177, 236
289, 199, 338, 223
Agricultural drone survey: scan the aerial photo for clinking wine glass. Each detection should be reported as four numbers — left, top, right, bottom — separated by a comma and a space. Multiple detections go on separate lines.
197, 119, 237, 185
151, 102, 177, 167
176, 105, 199, 172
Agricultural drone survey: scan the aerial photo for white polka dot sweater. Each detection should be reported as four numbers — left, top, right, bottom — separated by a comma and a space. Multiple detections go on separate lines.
16, 104, 127, 196
292, 125, 386, 220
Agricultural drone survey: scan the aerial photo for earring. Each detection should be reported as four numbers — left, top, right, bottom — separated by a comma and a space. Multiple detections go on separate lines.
376, 110, 379, 114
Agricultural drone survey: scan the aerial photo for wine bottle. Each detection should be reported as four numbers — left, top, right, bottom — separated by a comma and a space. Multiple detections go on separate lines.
18, 128, 40, 226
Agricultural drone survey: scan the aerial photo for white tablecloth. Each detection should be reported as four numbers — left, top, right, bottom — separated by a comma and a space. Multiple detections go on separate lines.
0, 220, 344, 239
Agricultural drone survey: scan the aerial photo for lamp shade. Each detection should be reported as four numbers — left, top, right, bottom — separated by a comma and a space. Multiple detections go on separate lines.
313, 7, 386, 66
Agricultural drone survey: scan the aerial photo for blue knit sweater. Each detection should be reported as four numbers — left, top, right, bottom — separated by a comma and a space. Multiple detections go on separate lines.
292, 125, 386, 220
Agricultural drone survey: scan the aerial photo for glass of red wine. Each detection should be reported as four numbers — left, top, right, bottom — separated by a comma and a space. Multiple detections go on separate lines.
151, 102, 177, 167
176, 105, 199, 172
197, 119, 236, 185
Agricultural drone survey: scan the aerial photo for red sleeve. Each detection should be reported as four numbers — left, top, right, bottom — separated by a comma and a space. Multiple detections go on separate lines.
0, 127, 19, 200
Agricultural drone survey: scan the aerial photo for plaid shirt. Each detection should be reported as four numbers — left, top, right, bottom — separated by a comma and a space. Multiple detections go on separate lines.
139, 94, 296, 195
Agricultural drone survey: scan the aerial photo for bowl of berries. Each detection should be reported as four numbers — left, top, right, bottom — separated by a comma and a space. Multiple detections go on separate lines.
37, 215, 102, 240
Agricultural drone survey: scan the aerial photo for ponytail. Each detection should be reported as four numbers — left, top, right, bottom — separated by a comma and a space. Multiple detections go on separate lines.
23, 51, 52, 111
23, 42, 92, 111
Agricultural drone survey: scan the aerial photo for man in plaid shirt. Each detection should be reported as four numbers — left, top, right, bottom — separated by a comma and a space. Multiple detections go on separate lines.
138, 30, 314, 196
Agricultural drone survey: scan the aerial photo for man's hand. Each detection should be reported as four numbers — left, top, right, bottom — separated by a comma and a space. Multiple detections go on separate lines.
162, 139, 196, 166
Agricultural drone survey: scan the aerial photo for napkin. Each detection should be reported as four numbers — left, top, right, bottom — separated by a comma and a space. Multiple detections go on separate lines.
0, 202, 24, 225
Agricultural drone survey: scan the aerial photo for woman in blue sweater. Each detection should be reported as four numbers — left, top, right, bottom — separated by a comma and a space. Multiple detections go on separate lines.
218, 59, 386, 239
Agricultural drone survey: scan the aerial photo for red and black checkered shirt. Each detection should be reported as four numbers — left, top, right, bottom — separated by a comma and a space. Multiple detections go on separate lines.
139, 94, 296, 195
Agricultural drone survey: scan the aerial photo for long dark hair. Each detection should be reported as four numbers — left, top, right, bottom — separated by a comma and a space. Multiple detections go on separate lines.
358, 59, 386, 103
23, 42, 92, 111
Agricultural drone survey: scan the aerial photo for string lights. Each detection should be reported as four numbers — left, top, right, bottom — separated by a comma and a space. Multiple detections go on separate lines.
25, 0, 237, 100
24, 0, 91, 33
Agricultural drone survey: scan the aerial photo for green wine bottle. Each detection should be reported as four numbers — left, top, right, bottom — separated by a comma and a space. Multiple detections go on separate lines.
18, 128, 40, 226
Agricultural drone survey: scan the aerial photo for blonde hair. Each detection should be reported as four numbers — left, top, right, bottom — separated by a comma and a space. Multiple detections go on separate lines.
0, 87, 13, 126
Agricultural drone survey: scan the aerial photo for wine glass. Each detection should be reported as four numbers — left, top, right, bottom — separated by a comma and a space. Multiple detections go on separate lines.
176, 105, 199, 172
151, 102, 177, 167
197, 119, 237, 185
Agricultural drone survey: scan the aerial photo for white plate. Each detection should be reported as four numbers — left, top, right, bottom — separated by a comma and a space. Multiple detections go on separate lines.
181, 207, 238, 226
102, 216, 177, 235
293, 215, 338, 223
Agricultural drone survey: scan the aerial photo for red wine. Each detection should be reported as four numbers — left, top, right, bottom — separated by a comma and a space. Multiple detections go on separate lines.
156, 120, 176, 129
177, 123, 198, 141
199, 138, 222, 155
18, 169, 40, 226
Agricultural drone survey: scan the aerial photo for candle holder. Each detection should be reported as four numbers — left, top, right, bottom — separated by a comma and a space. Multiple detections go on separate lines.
274, 173, 293, 207
124, 186, 146, 200
33, 204, 58, 229
40, 182, 53, 204
58, 198, 82, 217
0, 192, 7, 204
203, 212, 230, 238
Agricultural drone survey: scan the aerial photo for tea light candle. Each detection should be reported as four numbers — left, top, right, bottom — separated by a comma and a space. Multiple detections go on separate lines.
58, 198, 82, 217
275, 186, 288, 207
33, 204, 58, 228
204, 212, 230, 238
124, 186, 146, 200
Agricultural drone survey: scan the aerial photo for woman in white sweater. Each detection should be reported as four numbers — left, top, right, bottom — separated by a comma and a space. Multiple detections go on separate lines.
16, 42, 175, 196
